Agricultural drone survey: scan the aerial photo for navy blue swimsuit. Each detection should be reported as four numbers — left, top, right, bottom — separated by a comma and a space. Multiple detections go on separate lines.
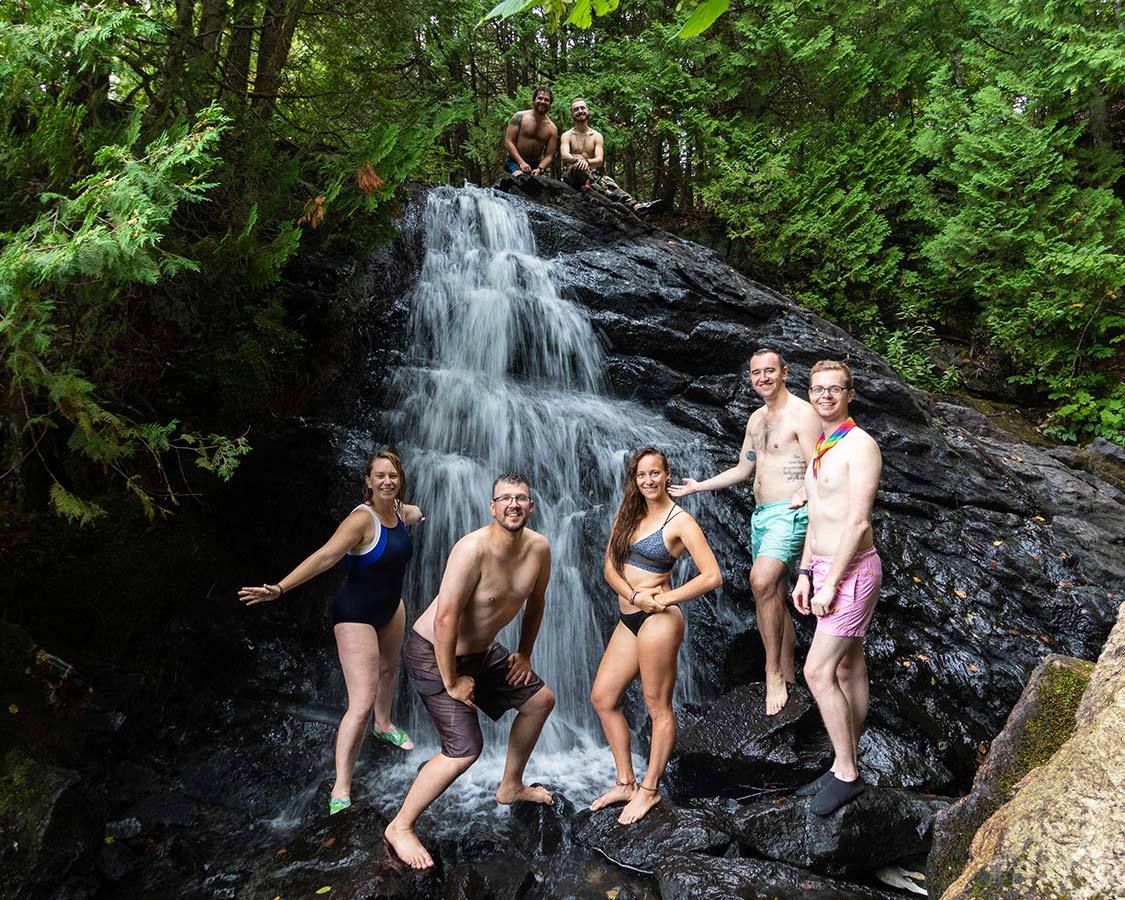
620, 506, 682, 636
333, 505, 413, 629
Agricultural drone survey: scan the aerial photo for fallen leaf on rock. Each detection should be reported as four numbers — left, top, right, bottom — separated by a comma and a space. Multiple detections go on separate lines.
7, 704, 17, 714
967, 663, 978, 672
1033, 515, 1045, 523
912, 576, 922, 584
275, 848, 287, 856
992, 540, 1003, 546
316, 888, 331, 895
916, 653, 929, 661
606, 890, 619, 900
323, 836, 336, 848
979, 742, 988, 754
901, 660, 912, 668
954, 589, 967, 598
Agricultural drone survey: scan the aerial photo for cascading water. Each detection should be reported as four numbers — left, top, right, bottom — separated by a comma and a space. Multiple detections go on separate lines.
339, 186, 718, 822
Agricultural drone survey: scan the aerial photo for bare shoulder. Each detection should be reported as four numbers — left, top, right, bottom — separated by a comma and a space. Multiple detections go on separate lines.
453, 527, 489, 561
791, 394, 819, 422
546, 117, 559, 134
747, 406, 765, 430
561, 127, 575, 141
402, 503, 424, 525
669, 505, 702, 536
523, 528, 551, 556
849, 427, 882, 459
591, 128, 604, 140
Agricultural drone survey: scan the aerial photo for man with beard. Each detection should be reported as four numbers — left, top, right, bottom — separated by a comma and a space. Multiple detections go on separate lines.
559, 97, 664, 214
383, 474, 555, 869
504, 86, 558, 177
670, 349, 820, 716
792, 360, 883, 815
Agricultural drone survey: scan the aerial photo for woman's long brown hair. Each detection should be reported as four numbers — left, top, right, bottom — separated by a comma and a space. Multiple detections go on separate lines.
608, 447, 671, 573
363, 451, 407, 508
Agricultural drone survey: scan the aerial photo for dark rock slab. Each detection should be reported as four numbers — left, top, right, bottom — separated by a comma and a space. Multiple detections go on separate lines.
722, 788, 948, 877
242, 805, 445, 899
572, 803, 730, 873
656, 851, 902, 900
668, 683, 830, 797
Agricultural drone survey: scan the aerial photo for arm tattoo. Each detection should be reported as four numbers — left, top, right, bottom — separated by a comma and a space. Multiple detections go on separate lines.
745, 450, 757, 462
510, 113, 523, 128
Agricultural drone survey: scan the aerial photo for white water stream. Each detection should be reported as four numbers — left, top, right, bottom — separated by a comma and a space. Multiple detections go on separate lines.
331, 186, 718, 822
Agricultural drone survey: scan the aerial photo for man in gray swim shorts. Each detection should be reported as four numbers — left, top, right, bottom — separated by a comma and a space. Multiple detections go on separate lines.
384, 473, 555, 871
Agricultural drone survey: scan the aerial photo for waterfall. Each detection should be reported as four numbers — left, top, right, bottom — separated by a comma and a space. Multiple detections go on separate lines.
341, 186, 715, 810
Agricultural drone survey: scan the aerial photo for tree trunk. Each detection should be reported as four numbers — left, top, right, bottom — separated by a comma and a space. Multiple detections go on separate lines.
144, 0, 196, 129
252, 0, 305, 120
222, 1, 255, 102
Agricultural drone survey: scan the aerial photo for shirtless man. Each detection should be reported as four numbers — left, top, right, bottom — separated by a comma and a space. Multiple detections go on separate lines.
792, 360, 882, 816
504, 86, 558, 177
560, 97, 662, 213
383, 474, 555, 869
670, 349, 820, 715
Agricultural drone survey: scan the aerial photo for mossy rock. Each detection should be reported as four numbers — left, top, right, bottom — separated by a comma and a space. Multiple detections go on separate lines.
927, 655, 1093, 896
0, 746, 90, 893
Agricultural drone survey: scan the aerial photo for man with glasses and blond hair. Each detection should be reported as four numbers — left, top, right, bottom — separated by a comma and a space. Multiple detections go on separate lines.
671, 348, 821, 716
792, 359, 883, 815
384, 473, 555, 869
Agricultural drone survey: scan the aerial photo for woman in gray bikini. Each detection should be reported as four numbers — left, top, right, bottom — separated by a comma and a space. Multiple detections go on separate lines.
589, 446, 722, 824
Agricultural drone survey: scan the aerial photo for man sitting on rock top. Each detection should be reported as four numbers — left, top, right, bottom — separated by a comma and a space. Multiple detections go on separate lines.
504, 86, 558, 178
792, 359, 884, 816
559, 97, 665, 215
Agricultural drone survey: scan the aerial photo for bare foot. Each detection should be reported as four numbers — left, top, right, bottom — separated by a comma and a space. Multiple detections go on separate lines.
590, 781, 635, 811
766, 672, 790, 716
383, 821, 433, 870
496, 782, 554, 805
617, 785, 661, 824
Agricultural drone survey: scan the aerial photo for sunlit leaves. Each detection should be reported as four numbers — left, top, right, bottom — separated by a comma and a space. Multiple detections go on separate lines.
677, 0, 729, 39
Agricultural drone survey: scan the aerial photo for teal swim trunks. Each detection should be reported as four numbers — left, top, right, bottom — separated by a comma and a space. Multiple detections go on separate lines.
750, 500, 809, 568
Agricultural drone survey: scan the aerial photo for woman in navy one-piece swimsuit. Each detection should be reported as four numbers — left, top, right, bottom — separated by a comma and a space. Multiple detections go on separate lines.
239, 451, 423, 814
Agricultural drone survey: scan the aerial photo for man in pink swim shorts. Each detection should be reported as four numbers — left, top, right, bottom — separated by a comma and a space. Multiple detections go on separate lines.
792, 360, 883, 816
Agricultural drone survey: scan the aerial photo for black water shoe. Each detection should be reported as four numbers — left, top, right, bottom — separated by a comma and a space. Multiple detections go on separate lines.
632, 199, 667, 215
810, 774, 865, 816
794, 770, 835, 798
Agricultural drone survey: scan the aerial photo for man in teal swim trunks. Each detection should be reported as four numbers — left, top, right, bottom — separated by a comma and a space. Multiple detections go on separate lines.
670, 348, 821, 715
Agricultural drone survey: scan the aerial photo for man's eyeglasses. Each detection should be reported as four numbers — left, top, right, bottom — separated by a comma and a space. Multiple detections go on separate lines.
492, 494, 532, 506
809, 385, 849, 397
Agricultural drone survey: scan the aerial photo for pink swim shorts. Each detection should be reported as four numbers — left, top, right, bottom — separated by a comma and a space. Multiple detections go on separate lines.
811, 545, 882, 638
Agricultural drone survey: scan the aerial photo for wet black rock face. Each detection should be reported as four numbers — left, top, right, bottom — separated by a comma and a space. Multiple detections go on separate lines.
496, 176, 1124, 785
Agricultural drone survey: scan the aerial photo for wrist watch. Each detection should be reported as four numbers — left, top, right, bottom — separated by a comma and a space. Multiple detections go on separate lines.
797, 567, 813, 580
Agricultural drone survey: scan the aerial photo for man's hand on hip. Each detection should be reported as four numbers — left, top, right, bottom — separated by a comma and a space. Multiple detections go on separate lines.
506, 652, 534, 686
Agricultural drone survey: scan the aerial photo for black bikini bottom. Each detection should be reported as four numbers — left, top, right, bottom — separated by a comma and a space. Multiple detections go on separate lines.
619, 610, 653, 637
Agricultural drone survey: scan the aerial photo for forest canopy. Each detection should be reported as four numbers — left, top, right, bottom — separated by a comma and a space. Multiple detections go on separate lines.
1, 0, 1122, 523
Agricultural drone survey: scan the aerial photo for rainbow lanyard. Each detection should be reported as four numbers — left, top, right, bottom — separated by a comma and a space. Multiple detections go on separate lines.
812, 418, 856, 478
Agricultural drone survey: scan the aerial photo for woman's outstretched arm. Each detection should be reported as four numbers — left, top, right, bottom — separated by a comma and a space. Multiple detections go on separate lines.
238, 510, 369, 606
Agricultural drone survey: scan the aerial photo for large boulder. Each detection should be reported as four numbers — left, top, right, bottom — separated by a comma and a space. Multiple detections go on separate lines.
937, 601, 1125, 899
656, 851, 901, 900
927, 653, 1095, 895
720, 789, 947, 877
